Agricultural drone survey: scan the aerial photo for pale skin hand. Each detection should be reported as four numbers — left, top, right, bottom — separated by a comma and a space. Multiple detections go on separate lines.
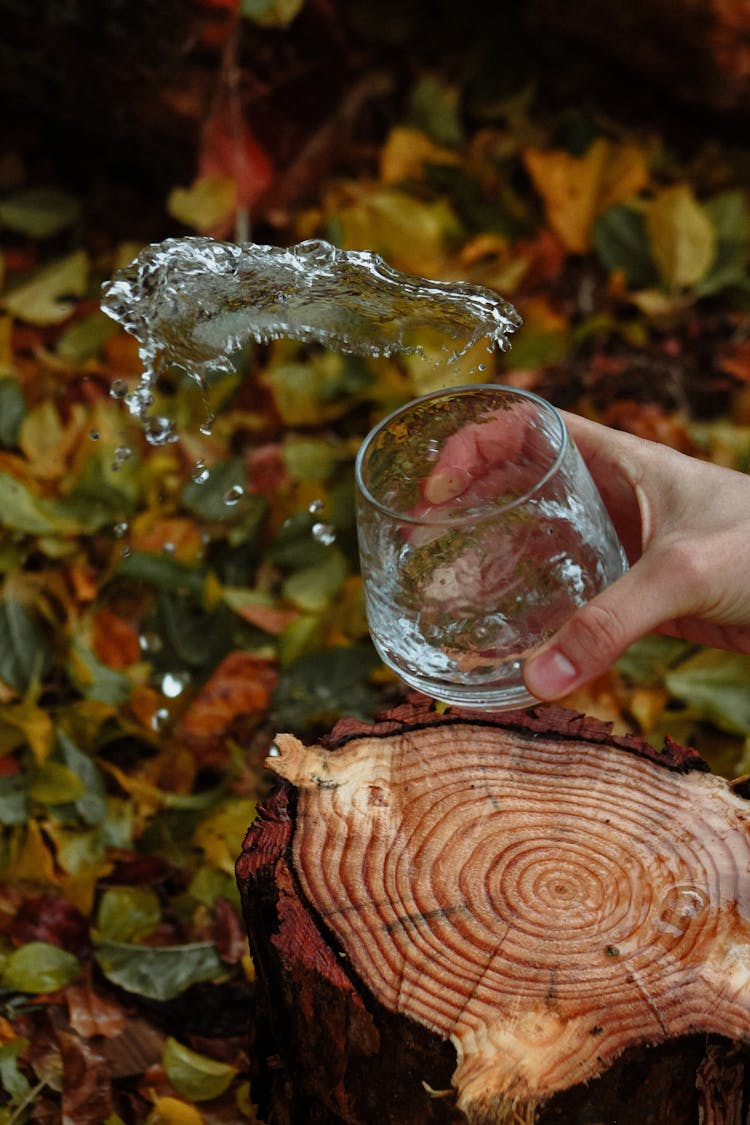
523, 412, 750, 701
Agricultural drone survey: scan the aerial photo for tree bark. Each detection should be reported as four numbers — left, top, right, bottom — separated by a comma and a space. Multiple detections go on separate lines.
237, 698, 750, 1124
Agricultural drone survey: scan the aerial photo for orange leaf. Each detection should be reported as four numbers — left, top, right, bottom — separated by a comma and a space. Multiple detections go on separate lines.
91, 608, 141, 669
130, 516, 204, 563
523, 138, 649, 253
178, 651, 277, 739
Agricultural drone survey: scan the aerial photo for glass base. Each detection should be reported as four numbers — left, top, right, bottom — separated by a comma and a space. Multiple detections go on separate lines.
392, 664, 539, 713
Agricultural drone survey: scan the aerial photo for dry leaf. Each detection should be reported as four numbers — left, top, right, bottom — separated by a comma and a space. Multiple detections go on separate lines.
523, 138, 649, 252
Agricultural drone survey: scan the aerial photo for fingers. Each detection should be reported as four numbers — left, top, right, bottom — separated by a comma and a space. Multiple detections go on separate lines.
522, 555, 687, 700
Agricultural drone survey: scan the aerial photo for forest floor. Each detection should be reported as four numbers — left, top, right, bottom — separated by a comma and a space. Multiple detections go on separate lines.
1, 4, 750, 1122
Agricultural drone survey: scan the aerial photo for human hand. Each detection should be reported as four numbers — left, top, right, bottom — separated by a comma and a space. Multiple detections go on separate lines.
523, 412, 750, 701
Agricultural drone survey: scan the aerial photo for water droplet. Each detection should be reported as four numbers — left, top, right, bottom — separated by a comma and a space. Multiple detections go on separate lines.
144, 416, 178, 446
162, 542, 176, 556
161, 672, 188, 698
478, 362, 487, 372
114, 445, 132, 463
120, 544, 132, 558
113, 521, 129, 538
89, 429, 101, 441
199, 414, 216, 437
308, 498, 325, 514
224, 484, 244, 506
191, 460, 209, 484
151, 707, 170, 731
110, 378, 128, 399
268, 743, 282, 757
139, 631, 163, 654
312, 521, 336, 545
293, 239, 337, 266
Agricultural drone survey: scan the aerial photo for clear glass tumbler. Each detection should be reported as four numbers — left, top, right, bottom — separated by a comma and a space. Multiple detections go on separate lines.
355, 384, 628, 711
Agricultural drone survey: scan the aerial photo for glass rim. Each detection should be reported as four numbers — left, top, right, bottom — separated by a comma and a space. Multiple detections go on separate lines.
354, 382, 569, 526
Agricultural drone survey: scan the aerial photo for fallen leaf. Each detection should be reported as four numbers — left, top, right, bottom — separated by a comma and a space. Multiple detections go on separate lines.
178, 651, 277, 739
66, 976, 129, 1039
646, 184, 716, 290
523, 138, 649, 252
2, 250, 89, 325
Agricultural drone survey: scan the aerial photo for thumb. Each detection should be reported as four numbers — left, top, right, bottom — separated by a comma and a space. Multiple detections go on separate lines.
523, 557, 679, 700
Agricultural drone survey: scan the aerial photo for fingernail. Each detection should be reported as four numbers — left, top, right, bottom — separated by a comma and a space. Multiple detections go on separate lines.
525, 648, 578, 699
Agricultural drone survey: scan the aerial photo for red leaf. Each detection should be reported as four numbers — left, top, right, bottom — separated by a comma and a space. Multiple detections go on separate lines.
199, 94, 274, 228
9, 894, 89, 956
214, 897, 248, 964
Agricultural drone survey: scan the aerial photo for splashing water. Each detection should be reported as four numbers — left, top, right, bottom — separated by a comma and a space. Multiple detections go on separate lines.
100, 236, 522, 423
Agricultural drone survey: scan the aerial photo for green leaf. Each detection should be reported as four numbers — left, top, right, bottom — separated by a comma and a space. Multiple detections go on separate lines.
0, 471, 81, 535
93, 938, 223, 1001
2, 250, 89, 325
408, 74, 463, 146
593, 204, 659, 289
0, 598, 51, 693
116, 551, 205, 597
0, 379, 26, 448
69, 639, 132, 704
0, 774, 28, 825
181, 459, 251, 522
57, 728, 108, 825
665, 650, 750, 734
162, 1037, 238, 1102
1, 941, 80, 993
696, 190, 750, 297
0, 1038, 31, 1101
0, 188, 81, 239
282, 547, 348, 612
282, 437, 349, 483
272, 644, 381, 731
646, 185, 715, 290
28, 760, 85, 805
57, 310, 119, 363
240, 0, 304, 28
617, 636, 695, 685
96, 886, 162, 943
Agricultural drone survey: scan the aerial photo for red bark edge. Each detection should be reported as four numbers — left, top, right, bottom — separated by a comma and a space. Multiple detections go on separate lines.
322, 694, 709, 774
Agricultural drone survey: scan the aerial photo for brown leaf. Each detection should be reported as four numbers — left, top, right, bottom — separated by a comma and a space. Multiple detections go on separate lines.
178, 651, 277, 740
214, 897, 248, 964
65, 975, 129, 1039
91, 608, 141, 669
58, 1030, 113, 1125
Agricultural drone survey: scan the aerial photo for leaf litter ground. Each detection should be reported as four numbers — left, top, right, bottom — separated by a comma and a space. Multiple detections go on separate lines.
1, 27, 750, 1125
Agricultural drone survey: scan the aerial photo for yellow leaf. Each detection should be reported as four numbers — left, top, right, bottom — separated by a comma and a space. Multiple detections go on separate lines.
645, 184, 716, 289
19, 401, 66, 480
167, 176, 237, 235
147, 1097, 203, 1125
2, 251, 89, 325
523, 139, 649, 253
193, 798, 257, 874
0, 700, 54, 763
379, 126, 459, 184
3, 821, 58, 885
327, 184, 462, 277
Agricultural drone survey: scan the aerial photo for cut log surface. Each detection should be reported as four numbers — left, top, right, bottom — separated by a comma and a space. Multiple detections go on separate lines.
238, 700, 750, 1122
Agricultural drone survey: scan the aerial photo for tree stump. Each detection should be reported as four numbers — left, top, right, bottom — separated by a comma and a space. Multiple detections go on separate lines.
236, 698, 750, 1124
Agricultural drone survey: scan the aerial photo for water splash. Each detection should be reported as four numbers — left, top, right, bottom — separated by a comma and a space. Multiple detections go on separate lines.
100, 236, 522, 425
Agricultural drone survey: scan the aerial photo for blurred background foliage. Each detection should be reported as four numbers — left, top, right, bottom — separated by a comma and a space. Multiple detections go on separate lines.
1, 0, 750, 1121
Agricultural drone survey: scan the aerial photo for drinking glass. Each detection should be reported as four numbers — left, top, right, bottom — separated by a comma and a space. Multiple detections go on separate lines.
354, 384, 628, 711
